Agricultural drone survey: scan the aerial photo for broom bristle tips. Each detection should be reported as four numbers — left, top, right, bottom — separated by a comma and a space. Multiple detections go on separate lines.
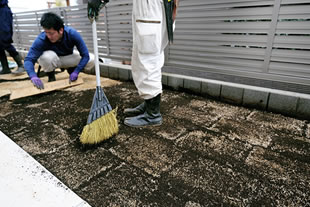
80, 108, 118, 144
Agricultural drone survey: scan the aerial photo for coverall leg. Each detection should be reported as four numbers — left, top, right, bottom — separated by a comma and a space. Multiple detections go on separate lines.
124, 0, 169, 127
131, 0, 168, 100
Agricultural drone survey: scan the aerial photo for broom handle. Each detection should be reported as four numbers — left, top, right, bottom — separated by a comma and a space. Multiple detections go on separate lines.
92, 20, 101, 87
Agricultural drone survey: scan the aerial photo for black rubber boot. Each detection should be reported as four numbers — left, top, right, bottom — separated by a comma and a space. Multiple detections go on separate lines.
12, 54, 25, 74
123, 102, 146, 116
124, 94, 162, 127
47, 71, 56, 82
0, 50, 11, 75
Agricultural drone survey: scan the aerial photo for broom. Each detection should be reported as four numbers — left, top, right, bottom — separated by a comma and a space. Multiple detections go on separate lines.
164, 0, 174, 44
80, 20, 118, 144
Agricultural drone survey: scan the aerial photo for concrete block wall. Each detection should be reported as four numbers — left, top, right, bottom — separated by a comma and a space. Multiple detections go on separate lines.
96, 63, 310, 120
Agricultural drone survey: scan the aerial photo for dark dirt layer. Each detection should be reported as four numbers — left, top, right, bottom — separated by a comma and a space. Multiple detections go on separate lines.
0, 81, 310, 207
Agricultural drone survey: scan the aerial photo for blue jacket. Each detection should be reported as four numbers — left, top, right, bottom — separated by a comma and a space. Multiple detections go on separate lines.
24, 26, 90, 78
0, 0, 13, 49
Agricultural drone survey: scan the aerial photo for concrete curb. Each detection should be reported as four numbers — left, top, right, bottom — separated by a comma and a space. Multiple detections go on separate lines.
86, 62, 310, 120
0, 131, 91, 207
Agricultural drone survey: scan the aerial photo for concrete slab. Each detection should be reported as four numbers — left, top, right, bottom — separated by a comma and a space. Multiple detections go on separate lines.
110, 134, 183, 177
162, 74, 168, 86
0, 131, 91, 207
243, 88, 269, 110
268, 93, 299, 115
296, 97, 310, 119
201, 81, 221, 99
93, 65, 310, 119
167, 75, 184, 90
118, 68, 131, 81
108, 67, 119, 80
221, 85, 244, 105
184, 79, 201, 94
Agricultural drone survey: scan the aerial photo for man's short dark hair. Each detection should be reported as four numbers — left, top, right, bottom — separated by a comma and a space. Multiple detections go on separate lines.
40, 12, 64, 31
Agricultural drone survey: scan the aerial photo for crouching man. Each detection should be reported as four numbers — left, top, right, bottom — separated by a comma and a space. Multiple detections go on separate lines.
24, 12, 94, 89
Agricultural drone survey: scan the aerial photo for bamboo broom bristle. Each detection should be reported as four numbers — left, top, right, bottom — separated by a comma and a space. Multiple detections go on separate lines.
80, 108, 118, 144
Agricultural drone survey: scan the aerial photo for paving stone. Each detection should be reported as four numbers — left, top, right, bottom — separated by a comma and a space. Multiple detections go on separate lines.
245, 147, 310, 205
16, 122, 72, 156
100, 65, 108, 77
176, 130, 252, 162
247, 111, 305, 137
108, 67, 119, 79
221, 85, 244, 104
296, 97, 310, 119
167, 153, 273, 206
76, 162, 159, 207
243, 89, 268, 110
170, 103, 218, 128
268, 93, 298, 115
184, 79, 201, 94
169, 98, 252, 131
201, 82, 221, 99
38, 145, 114, 189
109, 135, 183, 177
211, 118, 272, 148
156, 121, 187, 141
167, 76, 184, 90
270, 132, 310, 162
162, 74, 168, 86
118, 68, 131, 81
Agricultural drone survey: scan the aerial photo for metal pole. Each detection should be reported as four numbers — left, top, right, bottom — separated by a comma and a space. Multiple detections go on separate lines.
92, 20, 101, 87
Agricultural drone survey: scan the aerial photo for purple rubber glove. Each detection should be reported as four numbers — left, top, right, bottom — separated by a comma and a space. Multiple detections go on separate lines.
69, 71, 79, 82
31, 76, 44, 90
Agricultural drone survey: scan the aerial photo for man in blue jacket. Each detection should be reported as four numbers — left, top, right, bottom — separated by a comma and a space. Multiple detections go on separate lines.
0, 0, 25, 75
24, 12, 94, 89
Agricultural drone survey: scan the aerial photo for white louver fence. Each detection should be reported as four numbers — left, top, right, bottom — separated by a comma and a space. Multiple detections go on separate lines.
12, 0, 310, 93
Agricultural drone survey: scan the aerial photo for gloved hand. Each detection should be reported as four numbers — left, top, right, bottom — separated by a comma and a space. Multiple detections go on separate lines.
31, 76, 44, 90
69, 71, 79, 82
87, 0, 109, 22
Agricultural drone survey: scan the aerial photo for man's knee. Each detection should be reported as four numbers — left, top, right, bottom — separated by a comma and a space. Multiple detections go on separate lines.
38, 50, 60, 72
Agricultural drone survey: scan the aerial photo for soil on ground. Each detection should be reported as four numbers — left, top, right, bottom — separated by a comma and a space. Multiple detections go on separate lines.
0, 70, 310, 207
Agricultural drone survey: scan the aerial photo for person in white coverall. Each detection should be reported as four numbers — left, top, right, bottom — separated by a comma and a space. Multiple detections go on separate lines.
88, 0, 179, 127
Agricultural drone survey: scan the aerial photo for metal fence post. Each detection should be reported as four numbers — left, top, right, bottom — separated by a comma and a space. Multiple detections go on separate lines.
61, 7, 69, 27
13, 13, 21, 49
262, 0, 282, 72
35, 12, 41, 34
104, 6, 110, 56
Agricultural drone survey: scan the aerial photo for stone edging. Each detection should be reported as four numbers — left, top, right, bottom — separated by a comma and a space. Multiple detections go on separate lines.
87, 62, 310, 120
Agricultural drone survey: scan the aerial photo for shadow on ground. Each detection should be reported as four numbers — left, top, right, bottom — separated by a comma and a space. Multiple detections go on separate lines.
0, 79, 309, 206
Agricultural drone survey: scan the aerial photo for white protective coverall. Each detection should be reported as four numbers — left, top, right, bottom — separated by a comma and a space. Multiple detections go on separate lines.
131, 0, 169, 100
